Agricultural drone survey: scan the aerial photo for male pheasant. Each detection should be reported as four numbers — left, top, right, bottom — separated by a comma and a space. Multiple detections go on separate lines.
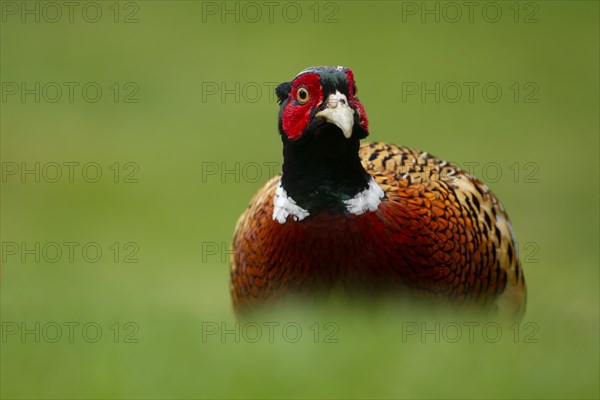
230, 66, 526, 318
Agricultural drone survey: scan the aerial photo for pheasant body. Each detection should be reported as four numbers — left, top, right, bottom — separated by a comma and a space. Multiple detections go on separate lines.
230, 67, 526, 318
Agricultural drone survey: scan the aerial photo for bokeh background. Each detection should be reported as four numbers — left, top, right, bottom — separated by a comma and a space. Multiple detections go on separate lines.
1, 1, 598, 399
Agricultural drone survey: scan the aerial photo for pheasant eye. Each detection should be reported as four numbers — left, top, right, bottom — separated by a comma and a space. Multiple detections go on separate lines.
296, 87, 309, 104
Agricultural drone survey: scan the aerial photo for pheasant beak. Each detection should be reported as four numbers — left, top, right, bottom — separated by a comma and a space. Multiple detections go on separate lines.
315, 90, 355, 139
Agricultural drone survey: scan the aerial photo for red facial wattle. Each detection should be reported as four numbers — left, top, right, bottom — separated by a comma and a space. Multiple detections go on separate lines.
282, 73, 322, 140
346, 70, 369, 134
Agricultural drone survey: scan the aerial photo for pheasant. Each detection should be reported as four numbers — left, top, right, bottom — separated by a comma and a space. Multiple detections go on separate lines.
230, 66, 526, 319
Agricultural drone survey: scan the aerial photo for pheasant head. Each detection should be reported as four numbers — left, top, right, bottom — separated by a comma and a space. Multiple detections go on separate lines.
276, 65, 369, 141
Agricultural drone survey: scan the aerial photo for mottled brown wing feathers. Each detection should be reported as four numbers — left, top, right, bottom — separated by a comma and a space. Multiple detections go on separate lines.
359, 142, 526, 318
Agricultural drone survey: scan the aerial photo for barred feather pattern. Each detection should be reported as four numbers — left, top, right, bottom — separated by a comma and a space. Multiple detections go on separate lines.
230, 142, 526, 318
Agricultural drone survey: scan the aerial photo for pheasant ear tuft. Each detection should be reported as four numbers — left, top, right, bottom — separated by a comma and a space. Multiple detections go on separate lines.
275, 82, 292, 104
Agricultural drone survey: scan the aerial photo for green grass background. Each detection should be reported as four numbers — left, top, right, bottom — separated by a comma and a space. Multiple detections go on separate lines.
1, 1, 599, 399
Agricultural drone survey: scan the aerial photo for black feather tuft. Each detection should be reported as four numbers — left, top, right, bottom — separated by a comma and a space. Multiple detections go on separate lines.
275, 81, 292, 104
